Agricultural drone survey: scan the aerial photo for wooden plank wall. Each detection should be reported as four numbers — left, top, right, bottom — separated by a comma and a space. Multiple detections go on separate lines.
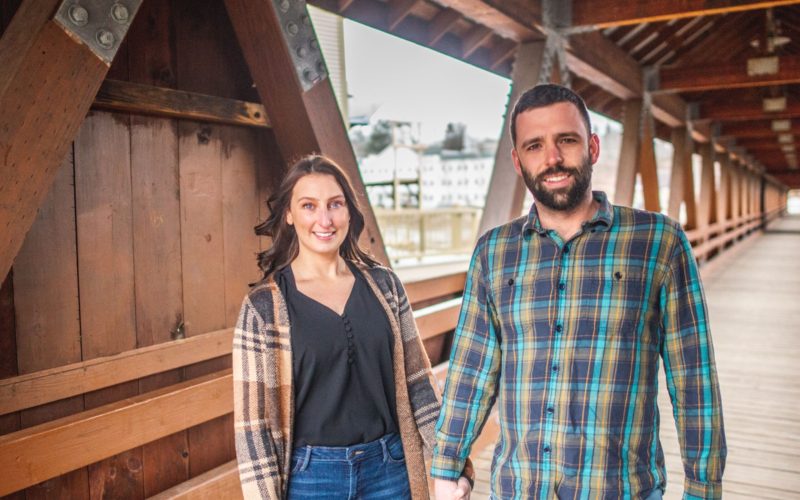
0, 0, 278, 497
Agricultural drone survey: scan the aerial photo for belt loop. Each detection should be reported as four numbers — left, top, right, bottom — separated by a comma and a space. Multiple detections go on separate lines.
300, 445, 311, 472
380, 435, 390, 463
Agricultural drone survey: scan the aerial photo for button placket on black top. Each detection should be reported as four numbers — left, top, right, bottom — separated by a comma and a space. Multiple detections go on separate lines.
343, 313, 354, 364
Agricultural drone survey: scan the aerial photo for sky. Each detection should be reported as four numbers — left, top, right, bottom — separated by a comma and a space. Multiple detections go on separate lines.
343, 20, 512, 144
341, 19, 619, 145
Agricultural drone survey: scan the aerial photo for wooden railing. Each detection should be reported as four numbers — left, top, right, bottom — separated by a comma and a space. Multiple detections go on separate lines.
0, 208, 782, 498
375, 207, 482, 261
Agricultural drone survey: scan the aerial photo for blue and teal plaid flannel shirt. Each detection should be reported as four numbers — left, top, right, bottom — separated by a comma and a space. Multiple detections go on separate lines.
431, 192, 725, 499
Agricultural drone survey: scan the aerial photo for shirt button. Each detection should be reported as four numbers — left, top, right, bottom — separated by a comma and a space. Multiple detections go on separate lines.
558, 282, 565, 291
543, 445, 551, 453
546, 407, 554, 415
555, 324, 563, 333
552, 364, 559, 372
563, 245, 570, 254
507, 278, 514, 286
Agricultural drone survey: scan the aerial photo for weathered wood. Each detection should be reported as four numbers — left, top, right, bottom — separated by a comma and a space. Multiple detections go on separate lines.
571, 0, 800, 28
615, 99, 644, 207
638, 103, 661, 212
0, 371, 232, 497
414, 299, 461, 340
404, 271, 467, 305
0, 9, 117, 282
697, 142, 718, 228
479, 41, 545, 235
0, 329, 232, 416
147, 460, 242, 500
566, 32, 642, 101
93, 79, 270, 128
462, 24, 493, 58
722, 120, 800, 138
659, 56, 800, 92
387, 0, 423, 30
426, 7, 461, 45
74, 111, 143, 498
220, 126, 263, 329
667, 127, 690, 221
225, 0, 389, 265
700, 97, 800, 121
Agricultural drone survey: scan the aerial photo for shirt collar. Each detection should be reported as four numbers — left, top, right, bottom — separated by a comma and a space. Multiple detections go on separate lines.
522, 190, 614, 236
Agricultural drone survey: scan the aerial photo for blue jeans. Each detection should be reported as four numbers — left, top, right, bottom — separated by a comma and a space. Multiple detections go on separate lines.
287, 433, 411, 499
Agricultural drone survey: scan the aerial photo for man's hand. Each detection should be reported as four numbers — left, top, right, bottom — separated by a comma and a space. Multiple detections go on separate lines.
434, 477, 471, 500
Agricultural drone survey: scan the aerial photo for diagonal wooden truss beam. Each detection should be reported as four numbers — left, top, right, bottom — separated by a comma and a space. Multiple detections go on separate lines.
571, 0, 800, 29
223, 0, 389, 265
0, 0, 141, 280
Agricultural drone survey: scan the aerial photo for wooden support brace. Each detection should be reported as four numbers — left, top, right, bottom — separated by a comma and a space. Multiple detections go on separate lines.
0, 0, 142, 280
479, 41, 546, 234
223, 0, 389, 264
615, 97, 660, 211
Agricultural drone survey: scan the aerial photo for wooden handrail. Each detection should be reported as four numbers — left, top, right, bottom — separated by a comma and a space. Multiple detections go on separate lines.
0, 370, 232, 497
0, 328, 232, 416
147, 461, 241, 500
0, 273, 467, 416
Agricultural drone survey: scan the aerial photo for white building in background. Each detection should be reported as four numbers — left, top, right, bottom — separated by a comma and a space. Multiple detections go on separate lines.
420, 153, 492, 208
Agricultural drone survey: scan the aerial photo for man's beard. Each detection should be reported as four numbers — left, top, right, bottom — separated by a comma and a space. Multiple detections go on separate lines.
520, 155, 593, 212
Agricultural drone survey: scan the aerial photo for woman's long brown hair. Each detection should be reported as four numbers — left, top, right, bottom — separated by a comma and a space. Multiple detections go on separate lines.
254, 155, 380, 281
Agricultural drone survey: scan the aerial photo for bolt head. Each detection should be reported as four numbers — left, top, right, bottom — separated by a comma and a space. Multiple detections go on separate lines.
286, 21, 299, 36
278, 0, 291, 12
111, 3, 130, 23
68, 5, 89, 26
96, 29, 116, 49
296, 46, 308, 58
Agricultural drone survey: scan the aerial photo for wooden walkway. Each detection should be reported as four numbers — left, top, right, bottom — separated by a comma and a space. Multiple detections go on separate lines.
468, 215, 800, 499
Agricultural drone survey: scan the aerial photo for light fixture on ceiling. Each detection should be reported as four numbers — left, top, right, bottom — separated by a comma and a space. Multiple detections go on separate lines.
749, 8, 791, 53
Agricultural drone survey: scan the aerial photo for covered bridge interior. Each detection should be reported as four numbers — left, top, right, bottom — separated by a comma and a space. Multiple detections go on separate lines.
0, 0, 798, 498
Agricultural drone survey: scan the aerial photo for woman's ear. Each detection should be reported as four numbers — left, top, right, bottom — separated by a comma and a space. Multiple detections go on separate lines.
286, 210, 294, 226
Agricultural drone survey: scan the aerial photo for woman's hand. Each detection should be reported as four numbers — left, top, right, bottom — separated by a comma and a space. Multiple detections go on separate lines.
434, 477, 471, 500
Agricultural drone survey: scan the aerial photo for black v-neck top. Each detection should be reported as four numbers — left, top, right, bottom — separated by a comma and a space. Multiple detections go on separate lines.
277, 262, 399, 447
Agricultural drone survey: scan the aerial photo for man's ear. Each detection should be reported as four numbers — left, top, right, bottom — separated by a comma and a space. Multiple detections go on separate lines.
588, 133, 601, 164
511, 148, 523, 177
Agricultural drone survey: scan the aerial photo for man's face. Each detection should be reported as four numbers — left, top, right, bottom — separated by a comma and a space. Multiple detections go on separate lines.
511, 102, 600, 212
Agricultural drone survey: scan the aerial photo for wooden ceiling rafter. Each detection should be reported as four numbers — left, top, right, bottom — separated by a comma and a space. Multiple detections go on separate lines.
571, 0, 800, 29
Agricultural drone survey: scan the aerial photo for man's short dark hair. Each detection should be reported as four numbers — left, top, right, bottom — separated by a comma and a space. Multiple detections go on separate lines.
510, 84, 592, 146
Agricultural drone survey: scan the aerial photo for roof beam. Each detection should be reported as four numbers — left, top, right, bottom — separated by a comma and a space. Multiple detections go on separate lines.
699, 97, 800, 121
658, 56, 800, 92
722, 119, 800, 137
571, 0, 800, 29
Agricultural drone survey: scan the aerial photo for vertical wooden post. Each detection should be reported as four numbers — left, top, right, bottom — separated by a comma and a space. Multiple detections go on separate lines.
667, 126, 691, 222
730, 162, 741, 221
614, 99, 643, 207
479, 41, 547, 234
697, 142, 717, 228
721, 156, 733, 223
223, 0, 388, 264
638, 103, 660, 212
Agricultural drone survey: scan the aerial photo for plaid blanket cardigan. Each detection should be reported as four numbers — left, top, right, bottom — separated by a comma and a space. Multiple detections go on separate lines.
233, 262, 461, 499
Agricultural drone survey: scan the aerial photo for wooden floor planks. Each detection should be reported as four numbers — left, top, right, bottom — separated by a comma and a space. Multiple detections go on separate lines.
467, 216, 800, 499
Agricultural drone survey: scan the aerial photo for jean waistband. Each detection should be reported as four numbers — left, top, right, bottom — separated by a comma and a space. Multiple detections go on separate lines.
292, 433, 401, 463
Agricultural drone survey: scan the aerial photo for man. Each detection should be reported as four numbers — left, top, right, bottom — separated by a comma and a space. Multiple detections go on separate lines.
431, 84, 725, 499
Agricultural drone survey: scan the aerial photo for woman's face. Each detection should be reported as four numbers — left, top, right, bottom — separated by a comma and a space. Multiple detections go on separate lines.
286, 173, 350, 259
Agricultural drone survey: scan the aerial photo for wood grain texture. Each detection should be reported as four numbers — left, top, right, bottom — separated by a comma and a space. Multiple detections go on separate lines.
93, 79, 269, 128
0, 18, 108, 281
0, 329, 232, 416
0, 371, 232, 497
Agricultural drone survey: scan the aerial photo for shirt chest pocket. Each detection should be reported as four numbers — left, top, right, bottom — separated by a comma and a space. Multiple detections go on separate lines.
574, 268, 649, 342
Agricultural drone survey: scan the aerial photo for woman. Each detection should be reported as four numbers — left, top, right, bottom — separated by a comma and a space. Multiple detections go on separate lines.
233, 155, 472, 499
